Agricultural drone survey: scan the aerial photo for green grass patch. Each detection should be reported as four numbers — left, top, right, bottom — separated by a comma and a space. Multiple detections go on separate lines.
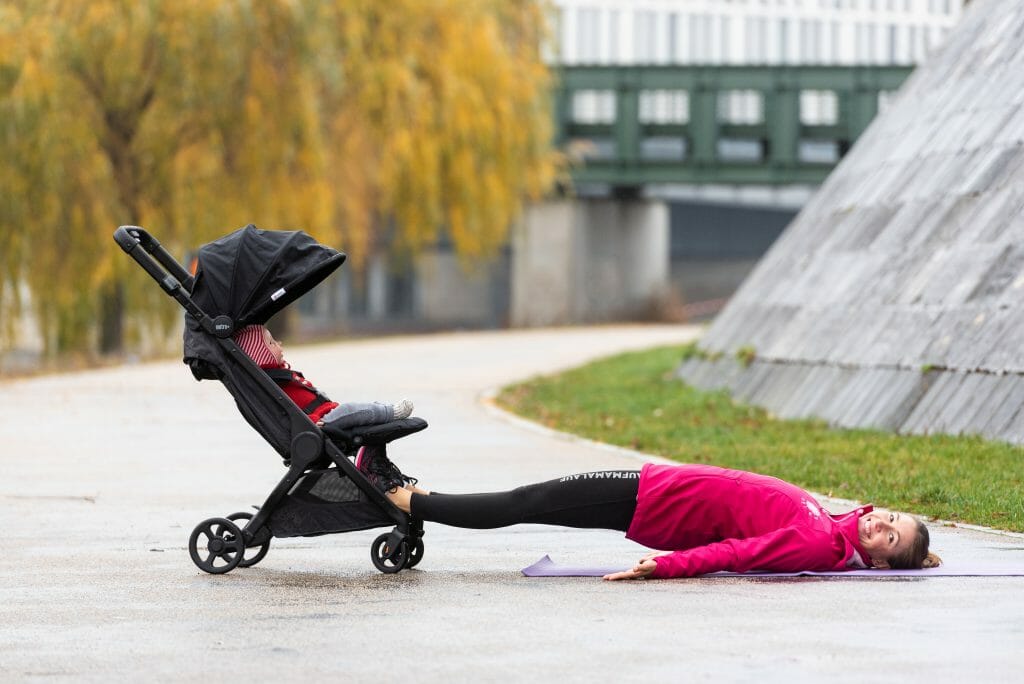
496, 344, 1024, 532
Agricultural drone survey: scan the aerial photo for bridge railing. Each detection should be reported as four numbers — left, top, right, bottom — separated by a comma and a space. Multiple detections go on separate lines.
556, 65, 914, 187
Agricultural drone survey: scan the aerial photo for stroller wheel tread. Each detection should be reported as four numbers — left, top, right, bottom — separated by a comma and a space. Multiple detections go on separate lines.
370, 533, 409, 573
188, 517, 245, 574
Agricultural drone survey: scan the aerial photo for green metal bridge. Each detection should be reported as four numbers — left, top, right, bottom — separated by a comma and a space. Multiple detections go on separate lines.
555, 65, 914, 188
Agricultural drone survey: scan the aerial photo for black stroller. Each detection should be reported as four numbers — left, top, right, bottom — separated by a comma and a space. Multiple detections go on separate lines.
114, 224, 427, 575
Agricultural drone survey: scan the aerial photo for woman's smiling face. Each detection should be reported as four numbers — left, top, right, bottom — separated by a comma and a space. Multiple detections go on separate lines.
858, 511, 919, 568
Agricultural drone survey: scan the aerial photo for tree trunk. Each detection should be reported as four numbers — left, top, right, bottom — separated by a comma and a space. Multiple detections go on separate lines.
98, 280, 125, 354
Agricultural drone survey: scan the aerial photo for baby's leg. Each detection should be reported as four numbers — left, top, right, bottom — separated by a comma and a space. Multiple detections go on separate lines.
321, 402, 393, 428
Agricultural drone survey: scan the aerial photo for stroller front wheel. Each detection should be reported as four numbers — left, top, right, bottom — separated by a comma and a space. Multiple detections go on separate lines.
370, 533, 410, 573
189, 517, 245, 574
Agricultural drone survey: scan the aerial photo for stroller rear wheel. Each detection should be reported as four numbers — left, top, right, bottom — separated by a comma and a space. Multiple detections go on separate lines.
227, 511, 271, 568
370, 532, 410, 573
189, 517, 245, 574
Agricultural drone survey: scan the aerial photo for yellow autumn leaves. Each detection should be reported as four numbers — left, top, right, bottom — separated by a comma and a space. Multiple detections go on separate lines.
0, 0, 561, 353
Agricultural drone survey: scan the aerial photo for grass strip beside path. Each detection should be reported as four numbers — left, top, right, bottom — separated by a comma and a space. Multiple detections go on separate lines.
496, 345, 1024, 533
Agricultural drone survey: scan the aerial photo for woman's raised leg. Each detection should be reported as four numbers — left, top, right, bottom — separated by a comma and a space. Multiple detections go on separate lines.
388, 470, 640, 532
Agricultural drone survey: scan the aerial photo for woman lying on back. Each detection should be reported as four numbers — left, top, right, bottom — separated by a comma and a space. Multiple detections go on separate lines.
356, 453, 941, 580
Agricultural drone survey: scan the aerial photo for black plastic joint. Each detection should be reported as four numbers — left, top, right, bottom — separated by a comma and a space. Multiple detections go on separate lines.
385, 530, 407, 560
160, 275, 180, 294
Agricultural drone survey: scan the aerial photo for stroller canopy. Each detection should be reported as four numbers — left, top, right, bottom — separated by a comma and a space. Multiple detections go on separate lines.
190, 224, 346, 330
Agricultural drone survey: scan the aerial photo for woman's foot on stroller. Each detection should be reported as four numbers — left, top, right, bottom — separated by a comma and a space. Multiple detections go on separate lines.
354, 446, 417, 493
386, 486, 413, 513
391, 399, 414, 420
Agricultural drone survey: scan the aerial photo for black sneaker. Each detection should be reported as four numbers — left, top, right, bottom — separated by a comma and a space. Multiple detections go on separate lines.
354, 446, 417, 493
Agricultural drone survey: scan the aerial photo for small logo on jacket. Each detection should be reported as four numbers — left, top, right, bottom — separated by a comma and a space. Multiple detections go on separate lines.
803, 499, 821, 518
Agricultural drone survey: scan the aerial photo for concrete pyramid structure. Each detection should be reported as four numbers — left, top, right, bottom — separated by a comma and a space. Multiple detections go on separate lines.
679, 0, 1024, 443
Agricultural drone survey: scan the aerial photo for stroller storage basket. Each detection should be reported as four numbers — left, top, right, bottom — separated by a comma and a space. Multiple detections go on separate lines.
270, 468, 396, 538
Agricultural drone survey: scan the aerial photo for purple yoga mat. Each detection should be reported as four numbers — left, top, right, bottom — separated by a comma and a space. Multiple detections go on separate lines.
521, 555, 1024, 578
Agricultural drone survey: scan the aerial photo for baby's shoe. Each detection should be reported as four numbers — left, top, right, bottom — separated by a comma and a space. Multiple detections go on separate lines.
391, 399, 414, 420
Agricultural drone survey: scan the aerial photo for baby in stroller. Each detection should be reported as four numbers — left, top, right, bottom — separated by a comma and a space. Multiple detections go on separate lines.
232, 323, 413, 428
233, 322, 418, 492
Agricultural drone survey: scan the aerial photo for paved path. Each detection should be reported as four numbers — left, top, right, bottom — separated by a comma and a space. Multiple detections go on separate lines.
2, 325, 1023, 682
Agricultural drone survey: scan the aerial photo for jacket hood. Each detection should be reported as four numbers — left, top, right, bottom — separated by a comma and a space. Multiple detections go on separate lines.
831, 505, 874, 568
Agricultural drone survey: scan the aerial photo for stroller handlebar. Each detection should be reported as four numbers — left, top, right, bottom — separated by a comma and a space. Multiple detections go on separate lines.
115, 225, 194, 286
113, 225, 210, 327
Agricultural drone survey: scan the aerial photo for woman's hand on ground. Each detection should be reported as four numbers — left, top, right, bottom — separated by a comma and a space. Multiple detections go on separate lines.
603, 558, 658, 581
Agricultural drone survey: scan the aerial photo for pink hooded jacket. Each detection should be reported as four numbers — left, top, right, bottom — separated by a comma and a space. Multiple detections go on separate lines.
626, 463, 873, 579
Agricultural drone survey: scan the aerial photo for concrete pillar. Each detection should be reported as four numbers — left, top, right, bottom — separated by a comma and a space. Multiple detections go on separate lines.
574, 199, 669, 321
511, 197, 669, 326
510, 200, 578, 327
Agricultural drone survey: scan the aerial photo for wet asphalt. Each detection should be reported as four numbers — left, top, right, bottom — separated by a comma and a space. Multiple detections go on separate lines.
2, 324, 1023, 682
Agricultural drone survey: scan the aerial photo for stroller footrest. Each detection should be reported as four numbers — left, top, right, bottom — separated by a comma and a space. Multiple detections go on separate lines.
323, 417, 428, 448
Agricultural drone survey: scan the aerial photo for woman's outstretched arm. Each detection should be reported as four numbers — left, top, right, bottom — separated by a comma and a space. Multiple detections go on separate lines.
603, 551, 671, 580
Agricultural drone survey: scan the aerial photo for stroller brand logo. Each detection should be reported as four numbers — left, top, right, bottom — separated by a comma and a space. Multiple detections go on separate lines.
271, 287, 287, 301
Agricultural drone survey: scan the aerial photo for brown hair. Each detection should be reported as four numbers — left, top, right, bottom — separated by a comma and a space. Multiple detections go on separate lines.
888, 518, 942, 569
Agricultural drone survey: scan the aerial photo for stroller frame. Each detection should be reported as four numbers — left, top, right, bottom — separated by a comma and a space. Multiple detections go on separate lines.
114, 225, 425, 574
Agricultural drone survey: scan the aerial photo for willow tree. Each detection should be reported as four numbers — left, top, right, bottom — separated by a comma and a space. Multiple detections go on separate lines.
0, 0, 559, 357
1, 1, 331, 353
318, 0, 560, 262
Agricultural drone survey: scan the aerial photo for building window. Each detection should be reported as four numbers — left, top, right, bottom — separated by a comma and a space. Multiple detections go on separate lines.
639, 90, 691, 124
572, 90, 617, 124
800, 90, 839, 125
718, 90, 764, 124
641, 137, 687, 161
798, 140, 840, 164
717, 138, 764, 162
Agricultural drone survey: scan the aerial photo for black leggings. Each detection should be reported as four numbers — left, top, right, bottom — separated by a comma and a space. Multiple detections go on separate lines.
410, 470, 640, 532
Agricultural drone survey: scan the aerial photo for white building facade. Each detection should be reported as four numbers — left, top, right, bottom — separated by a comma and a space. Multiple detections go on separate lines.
554, 0, 964, 66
